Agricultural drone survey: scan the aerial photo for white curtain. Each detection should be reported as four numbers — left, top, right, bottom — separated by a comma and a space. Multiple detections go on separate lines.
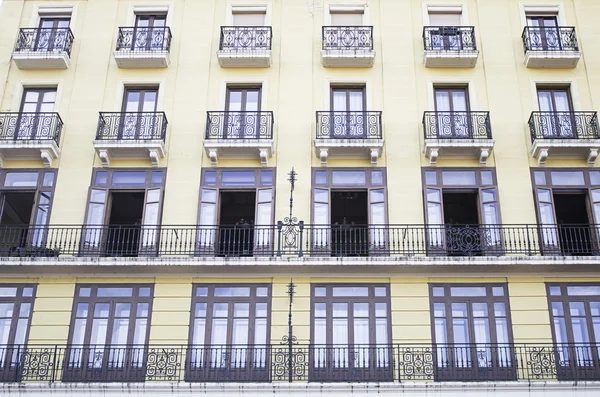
537, 189, 559, 249
435, 91, 451, 137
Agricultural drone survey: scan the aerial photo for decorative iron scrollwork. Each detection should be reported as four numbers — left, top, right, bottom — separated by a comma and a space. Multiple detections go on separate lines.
96, 112, 168, 141
15, 28, 74, 55
220, 27, 272, 51
146, 348, 181, 381
116, 27, 172, 52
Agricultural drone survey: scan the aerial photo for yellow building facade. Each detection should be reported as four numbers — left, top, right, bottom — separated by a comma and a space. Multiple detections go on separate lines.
0, 0, 600, 395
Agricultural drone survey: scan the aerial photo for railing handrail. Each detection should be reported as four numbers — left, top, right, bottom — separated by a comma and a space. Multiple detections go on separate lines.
322, 26, 374, 50
315, 111, 383, 139
521, 26, 579, 52
422, 111, 492, 140
219, 26, 272, 51
205, 111, 274, 140
118, 26, 172, 31
96, 111, 168, 141
115, 26, 172, 52
15, 27, 75, 55
0, 112, 63, 143
529, 111, 599, 141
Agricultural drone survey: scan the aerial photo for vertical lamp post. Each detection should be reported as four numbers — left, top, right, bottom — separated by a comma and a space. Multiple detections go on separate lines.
286, 279, 296, 382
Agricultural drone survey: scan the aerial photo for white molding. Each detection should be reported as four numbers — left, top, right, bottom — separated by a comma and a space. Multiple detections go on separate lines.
422, 1, 469, 25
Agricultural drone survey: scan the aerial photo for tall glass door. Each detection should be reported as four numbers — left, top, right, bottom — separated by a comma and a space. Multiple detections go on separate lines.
527, 16, 560, 50
537, 88, 574, 138
331, 87, 366, 138
18, 88, 57, 140
36, 18, 70, 52
434, 87, 470, 138
121, 88, 158, 139
133, 14, 167, 50
225, 87, 261, 138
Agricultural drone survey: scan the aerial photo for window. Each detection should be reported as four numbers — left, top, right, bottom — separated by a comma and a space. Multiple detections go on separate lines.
312, 168, 387, 257
232, 9, 266, 26
547, 283, 600, 380
186, 284, 270, 382
423, 168, 501, 255
0, 285, 36, 380
330, 9, 364, 26
36, 16, 71, 52
430, 284, 515, 381
224, 86, 262, 138
427, 8, 463, 50
18, 88, 57, 140
82, 169, 166, 257
526, 14, 559, 50
197, 169, 275, 257
531, 168, 600, 256
536, 86, 574, 138
310, 284, 392, 382
119, 87, 159, 139
330, 86, 366, 138
434, 86, 471, 137
132, 14, 167, 51
0, 170, 57, 255
64, 284, 153, 382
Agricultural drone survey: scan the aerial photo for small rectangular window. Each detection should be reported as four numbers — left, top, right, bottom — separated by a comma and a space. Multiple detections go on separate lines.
232, 10, 266, 26
330, 10, 363, 26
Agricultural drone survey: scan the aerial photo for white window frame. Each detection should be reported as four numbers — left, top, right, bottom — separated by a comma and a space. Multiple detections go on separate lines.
324, 3, 368, 26
422, 2, 468, 25
226, 3, 272, 26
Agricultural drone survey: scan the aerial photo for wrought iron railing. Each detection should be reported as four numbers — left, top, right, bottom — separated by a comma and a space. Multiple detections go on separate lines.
529, 111, 599, 141
0, 223, 599, 258
316, 111, 382, 139
423, 111, 492, 139
219, 26, 272, 51
522, 26, 579, 52
96, 112, 168, 141
322, 26, 373, 50
115, 26, 172, 52
1, 343, 598, 383
14, 28, 74, 55
0, 112, 63, 143
205, 111, 274, 140
423, 26, 476, 51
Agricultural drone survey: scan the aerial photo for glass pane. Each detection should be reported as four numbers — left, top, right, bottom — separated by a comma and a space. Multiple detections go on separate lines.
452, 303, 468, 317
590, 171, 600, 185
433, 287, 444, 297
201, 189, 217, 203
549, 286, 561, 296
481, 189, 496, 203
256, 303, 267, 317
94, 303, 110, 318
214, 287, 250, 297
256, 287, 268, 297
472, 303, 488, 317
139, 287, 151, 297
375, 302, 387, 317
151, 171, 164, 186
137, 303, 149, 317
369, 189, 385, 203
199, 203, 216, 226
552, 302, 564, 316
146, 189, 161, 204
94, 172, 108, 186
372, 170, 383, 185
22, 287, 34, 297
441, 171, 476, 186
314, 202, 329, 224
97, 288, 133, 297
143, 202, 159, 225
315, 171, 327, 185
222, 171, 256, 186
90, 190, 107, 203
234, 303, 249, 317
567, 286, 600, 296
450, 287, 487, 297
213, 303, 228, 317
112, 171, 147, 186
314, 303, 326, 317
534, 171, 546, 186
42, 172, 55, 187
204, 171, 216, 186
0, 288, 17, 297
570, 302, 586, 316
590, 302, 600, 316
195, 302, 207, 318
374, 287, 387, 297
492, 286, 504, 296
434, 303, 445, 317
494, 302, 506, 317
314, 287, 326, 297
332, 303, 348, 317
260, 171, 273, 186
332, 287, 369, 297
550, 171, 585, 186
537, 189, 552, 203
354, 303, 369, 317
480, 170, 493, 186
114, 303, 131, 317
331, 171, 366, 186
571, 317, 591, 343
79, 287, 91, 297
425, 171, 437, 186
4, 172, 38, 187
314, 189, 329, 203
0, 303, 14, 317
257, 189, 272, 202
427, 189, 441, 203
196, 287, 208, 297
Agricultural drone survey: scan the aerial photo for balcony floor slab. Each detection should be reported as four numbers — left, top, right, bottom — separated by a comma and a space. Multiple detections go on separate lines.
321, 49, 375, 67
12, 51, 70, 69
423, 50, 479, 68
524, 51, 581, 68
113, 51, 170, 68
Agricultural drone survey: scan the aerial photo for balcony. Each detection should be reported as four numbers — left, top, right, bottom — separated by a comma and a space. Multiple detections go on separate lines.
2, 223, 600, 258
314, 111, 383, 165
1, 343, 598, 383
423, 26, 479, 68
217, 26, 272, 68
113, 27, 172, 68
321, 26, 375, 67
422, 111, 494, 165
529, 111, 600, 166
0, 112, 62, 167
522, 27, 581, 68
12, 28, 74, 69
204, 111, 274, 166
93, 112, 167, 167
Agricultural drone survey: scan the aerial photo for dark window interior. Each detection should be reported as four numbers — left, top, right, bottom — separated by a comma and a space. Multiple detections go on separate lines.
331, 191, 368, 257
442, 192, 482, 256
0, 192, 35, 226
553, 193, 592, 255
218, 191, 255, 257
105, 192, 145, 257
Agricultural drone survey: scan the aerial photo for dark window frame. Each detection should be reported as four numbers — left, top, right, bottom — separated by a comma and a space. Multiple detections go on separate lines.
19, 87, 57, 113
329, 85, 367, 111
545, 282, 600, 380
225, 86, 263, 113
121, 86, 160, 113
433, 86, 471, 113
428, 283, 516, 381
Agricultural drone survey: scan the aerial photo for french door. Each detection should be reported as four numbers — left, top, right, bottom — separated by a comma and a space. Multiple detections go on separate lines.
434, 87, 471, 138
64, 285, 153, 382
133, 14, 167, 51
18, 88, 57, 140
428, 12, 463, 50
537, 88, 575, 138
225, 87, 261, 138
36, 18, 70, 52
121, 88, 158, 139
331, 87, 366, 138
527, 16, 560, 51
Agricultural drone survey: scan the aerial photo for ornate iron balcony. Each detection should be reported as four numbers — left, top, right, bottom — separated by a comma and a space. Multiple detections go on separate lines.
316, 111, 382, 139
96, 112, 168, 141
423, 111, 492, 139
322, 26, 373, 50
1, 343, 598, 383
14, 28, 74, 55
115, 27, 172, 52
219, 26, 272, 51
529, 111, 599, 141
522, 26, 579, 52
423, 26, 476, 51
0, 112, 62, 143
205, 111, 274, 140
1, 223, 599, 258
